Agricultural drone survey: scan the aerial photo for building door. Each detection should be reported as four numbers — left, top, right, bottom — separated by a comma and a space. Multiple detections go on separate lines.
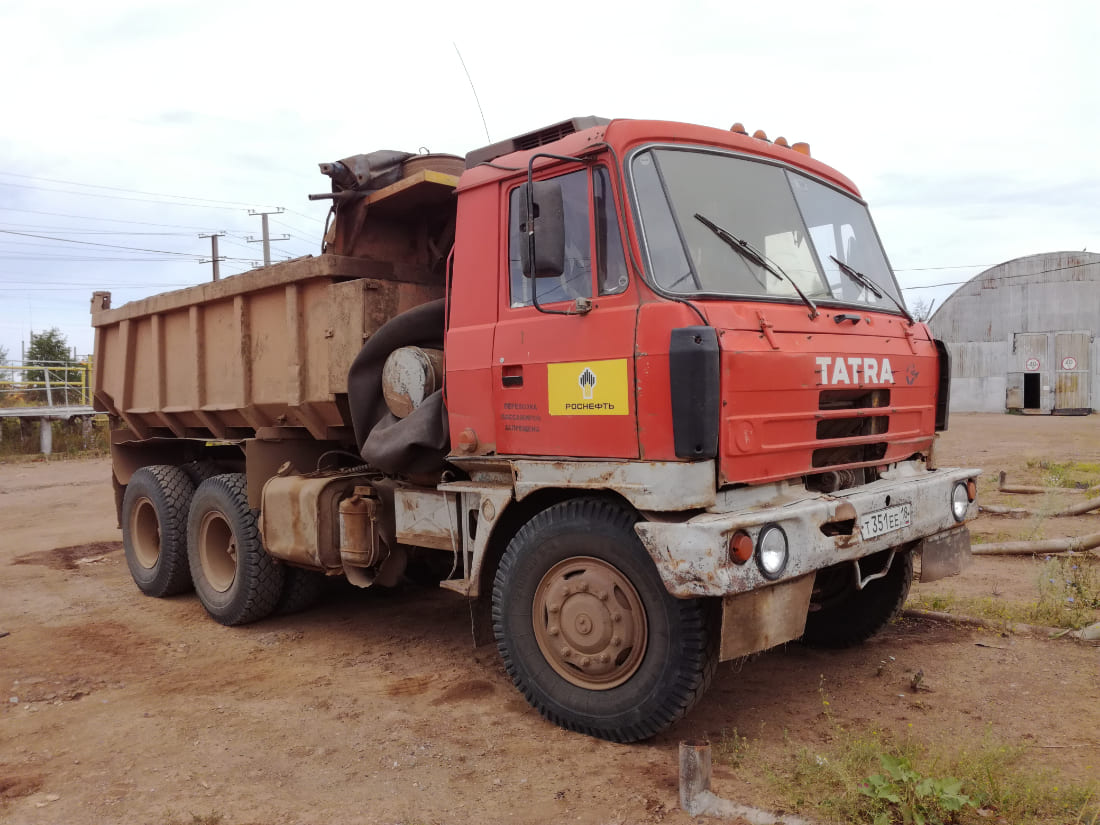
1008, 332, 1049, 413
1054, 331, 1091, 414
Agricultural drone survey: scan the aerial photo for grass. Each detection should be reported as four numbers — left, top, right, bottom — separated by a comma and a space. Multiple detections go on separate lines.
0, 416, 108, 459
910, 556, 1100, 630
1024, 459, 1100, 490
715, 698, 1100, 825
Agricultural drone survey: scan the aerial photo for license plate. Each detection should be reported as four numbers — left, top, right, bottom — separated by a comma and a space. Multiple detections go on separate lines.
860, 503, 912, 539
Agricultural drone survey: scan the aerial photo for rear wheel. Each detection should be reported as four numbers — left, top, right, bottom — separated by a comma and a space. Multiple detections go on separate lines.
492, 498, 717, 743
801, 549, 913, 648
187, 473, 284, 626
276, 567, 326, 615
121, 465, 195, 597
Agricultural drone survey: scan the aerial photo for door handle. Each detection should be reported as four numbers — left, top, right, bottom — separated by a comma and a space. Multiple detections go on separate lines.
502, 365, 523, 387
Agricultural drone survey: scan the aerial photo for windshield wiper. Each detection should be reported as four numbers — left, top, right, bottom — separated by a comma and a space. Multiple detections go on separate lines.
693, 213, 818, 319
828, 255, 913, 324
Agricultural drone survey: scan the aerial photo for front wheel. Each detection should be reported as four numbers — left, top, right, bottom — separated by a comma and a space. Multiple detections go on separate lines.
492, 498, 717, 743
187, 473, 284, 626
801, 548, 913, 648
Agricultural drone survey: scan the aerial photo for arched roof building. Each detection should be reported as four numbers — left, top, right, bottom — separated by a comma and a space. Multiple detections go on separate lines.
928, 251, 1100, 414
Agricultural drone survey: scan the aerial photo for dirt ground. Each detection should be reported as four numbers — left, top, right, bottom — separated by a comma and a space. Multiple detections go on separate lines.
1, 413, 1098, 825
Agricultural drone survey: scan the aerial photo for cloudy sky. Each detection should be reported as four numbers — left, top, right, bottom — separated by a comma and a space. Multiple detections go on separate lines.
1, 0, 1097, 366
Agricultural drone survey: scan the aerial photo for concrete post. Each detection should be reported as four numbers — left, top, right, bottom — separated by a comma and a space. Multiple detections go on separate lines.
39, 418, 52, 456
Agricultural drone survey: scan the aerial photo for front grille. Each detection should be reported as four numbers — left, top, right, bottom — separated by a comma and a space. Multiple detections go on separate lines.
816, 416, 889, 440
812, 443, 888, 468
818, 388, 890, 410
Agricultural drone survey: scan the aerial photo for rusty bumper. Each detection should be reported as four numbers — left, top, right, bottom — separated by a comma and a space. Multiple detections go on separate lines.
634, 464, 980, 598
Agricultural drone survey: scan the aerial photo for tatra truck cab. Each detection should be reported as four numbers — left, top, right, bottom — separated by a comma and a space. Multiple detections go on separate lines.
92, 117, 979, 743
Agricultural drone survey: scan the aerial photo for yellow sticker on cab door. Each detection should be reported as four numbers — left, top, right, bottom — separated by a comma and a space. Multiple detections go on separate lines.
547, 358, 629, 416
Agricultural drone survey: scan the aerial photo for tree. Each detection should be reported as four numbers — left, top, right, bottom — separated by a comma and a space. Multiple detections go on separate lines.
910, 297, 936, 322
25, 328, 78, 405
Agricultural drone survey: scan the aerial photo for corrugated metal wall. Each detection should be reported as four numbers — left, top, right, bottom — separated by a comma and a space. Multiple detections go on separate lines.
927, 252, 1100, 413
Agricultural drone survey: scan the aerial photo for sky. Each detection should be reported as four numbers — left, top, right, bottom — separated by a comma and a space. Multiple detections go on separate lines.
1, 0, 1097, 364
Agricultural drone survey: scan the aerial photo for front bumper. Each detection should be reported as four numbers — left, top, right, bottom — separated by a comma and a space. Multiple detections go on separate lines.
634, 464, 980, 597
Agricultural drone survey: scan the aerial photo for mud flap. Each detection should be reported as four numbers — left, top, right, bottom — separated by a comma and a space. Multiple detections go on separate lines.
917, 525, 971, 583
719, 573, 816, 661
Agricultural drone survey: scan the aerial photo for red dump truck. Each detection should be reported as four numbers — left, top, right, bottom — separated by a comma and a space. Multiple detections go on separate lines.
91, 116, 979, 742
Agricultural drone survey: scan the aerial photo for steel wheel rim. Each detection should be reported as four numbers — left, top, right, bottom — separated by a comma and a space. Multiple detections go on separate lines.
129, 496, 161, 569
198, 510, 237, 593
532, 556, 648, 690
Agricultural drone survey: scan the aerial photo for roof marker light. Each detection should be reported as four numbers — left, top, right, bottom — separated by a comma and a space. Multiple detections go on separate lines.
791, 142, 812, 156
752, 129, 770, 142
774, 136, 789, 147
730, 122, 748, 134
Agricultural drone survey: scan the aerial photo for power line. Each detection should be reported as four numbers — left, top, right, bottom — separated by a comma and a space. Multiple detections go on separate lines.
0, 223, 199, 236
899, 257, 1099, 291
0, 205, 233, 231
0, 228, 208, 257
0, 180, 275, 211
0, 170, 282, 209
281, 207, 325, 225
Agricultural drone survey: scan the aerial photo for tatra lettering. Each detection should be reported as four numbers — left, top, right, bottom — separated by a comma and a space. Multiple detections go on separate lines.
816, 356, 894, 386
863, 358, 879, 383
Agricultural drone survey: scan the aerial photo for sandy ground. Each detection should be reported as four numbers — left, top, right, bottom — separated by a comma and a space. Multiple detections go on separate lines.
1, 414, 1098, 825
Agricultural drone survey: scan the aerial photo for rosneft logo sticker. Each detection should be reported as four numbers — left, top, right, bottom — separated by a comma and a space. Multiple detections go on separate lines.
548, 359, 629, 416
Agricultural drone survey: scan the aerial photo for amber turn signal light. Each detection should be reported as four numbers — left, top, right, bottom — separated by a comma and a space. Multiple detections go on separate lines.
966, 479, 977, 502
729, 530, 754, 564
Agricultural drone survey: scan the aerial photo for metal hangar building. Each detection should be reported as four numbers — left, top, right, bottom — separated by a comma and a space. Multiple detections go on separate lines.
927, 251, 1099, 415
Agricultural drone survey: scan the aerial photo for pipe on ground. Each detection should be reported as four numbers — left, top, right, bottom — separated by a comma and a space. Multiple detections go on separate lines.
679, 740, 811, 824
971, 531, 1100, 556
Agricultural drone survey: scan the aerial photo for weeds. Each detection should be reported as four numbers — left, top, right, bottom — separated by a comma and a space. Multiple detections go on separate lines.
713, 727, 751, 767
1037, 556, 1100, 627
714, 708, 1100, 824
860, 753, 972, 824
910, 555, 1100, 630
0, 416, 108, 459
1024, 459, 1100, 490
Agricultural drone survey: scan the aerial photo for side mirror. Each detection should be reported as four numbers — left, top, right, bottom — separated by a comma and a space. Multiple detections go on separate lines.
519, 180, 565, 277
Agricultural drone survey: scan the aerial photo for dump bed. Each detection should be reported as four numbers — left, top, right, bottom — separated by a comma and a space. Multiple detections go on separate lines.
91, 254, 444, 444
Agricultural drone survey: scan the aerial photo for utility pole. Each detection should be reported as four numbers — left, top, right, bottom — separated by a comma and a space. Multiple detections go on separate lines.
247, 208, 289, 267
199, 231, 226, 281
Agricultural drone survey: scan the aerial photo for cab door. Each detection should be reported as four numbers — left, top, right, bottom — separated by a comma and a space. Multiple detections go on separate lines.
491, 165, 639, 458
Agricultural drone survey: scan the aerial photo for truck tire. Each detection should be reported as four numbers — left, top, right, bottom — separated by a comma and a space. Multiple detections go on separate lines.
187, 473, 284, 626
180, 459, 221, 487
275, 567, 326, 615
492, 498, 717, 743
801, 548, 914, 648
121, 465, 195, 597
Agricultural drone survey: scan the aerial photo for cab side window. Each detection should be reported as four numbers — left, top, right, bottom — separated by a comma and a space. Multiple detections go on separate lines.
507, 167, 628, 307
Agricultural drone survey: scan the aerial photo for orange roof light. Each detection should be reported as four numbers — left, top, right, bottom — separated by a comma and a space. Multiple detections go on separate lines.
752, 129, 769, 142
730, 122, 748, 135
791, 142, 811, 156
774, 136, 789, 147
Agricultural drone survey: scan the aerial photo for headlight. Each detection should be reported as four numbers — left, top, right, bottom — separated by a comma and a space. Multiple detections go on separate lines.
756, 525, 789, 580
951, 483, 969, 522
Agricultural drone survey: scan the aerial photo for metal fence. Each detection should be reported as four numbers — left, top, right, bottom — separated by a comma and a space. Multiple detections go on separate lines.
0, 359, 93, 408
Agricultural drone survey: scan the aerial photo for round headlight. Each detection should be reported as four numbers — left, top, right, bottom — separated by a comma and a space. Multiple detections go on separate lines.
951, 482, 969, 522
756, 525, 789, 580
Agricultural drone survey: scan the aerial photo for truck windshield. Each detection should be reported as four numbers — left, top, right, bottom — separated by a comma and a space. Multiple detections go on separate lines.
629, 146, 905, 312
